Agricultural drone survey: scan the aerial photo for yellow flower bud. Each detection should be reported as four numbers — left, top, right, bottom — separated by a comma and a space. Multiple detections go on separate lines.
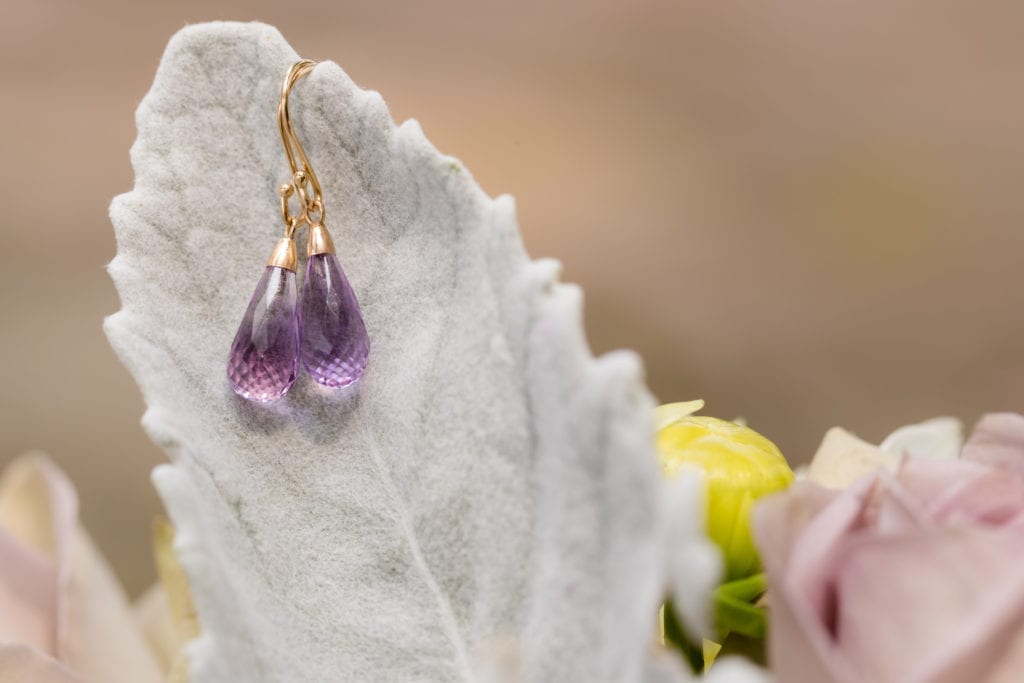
656, 403, 793, 581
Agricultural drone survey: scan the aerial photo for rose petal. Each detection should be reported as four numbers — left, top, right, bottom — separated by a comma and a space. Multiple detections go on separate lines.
895, 458, 1024, 527
0, 533, 56, 656
805, 429, 897, 490
870, 473, 926, 535
918, 582, 1024, 683
0, 644, 83, 682
64, 529, 164, 683
834, 525, 1024, 682
962, 413, 1024, 480
0, 455, 163, 682
754, 483, 859, 683
785, 477, 876, 621
879, 417, 963, 462
0, 454, 76, 657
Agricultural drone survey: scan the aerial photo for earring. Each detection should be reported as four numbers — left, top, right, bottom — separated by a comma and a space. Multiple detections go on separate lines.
227, 60, 369, 402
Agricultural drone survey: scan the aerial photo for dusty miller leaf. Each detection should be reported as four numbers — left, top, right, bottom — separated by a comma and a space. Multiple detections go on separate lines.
105, 21, 746, 683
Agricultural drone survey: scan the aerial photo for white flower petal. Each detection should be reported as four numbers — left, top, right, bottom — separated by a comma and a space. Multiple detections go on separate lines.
805, 428, 897, 490
879, 417, 963, 461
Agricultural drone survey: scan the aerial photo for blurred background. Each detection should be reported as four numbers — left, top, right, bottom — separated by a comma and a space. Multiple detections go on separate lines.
2, 1, 1023, 595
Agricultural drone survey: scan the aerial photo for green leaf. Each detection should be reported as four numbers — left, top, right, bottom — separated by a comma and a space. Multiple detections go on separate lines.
713, 574, 766, 639
716, 573, 766, 603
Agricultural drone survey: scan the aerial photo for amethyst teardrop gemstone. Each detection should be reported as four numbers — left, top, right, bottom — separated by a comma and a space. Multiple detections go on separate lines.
299, 253, 369, 387
227, 266, 300, 402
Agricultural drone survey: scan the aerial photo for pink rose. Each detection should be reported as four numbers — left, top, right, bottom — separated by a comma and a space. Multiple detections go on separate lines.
0, 454, 165, 682
755, 413, 1024, 683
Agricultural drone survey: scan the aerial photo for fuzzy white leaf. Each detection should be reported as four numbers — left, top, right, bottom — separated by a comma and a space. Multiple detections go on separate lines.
702, 658, 774, 683
105, 21, 695, 683
663, 470, 721, 640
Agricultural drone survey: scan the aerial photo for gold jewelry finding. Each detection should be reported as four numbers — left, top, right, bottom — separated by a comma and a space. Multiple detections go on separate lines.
266, 237, 298, 271
307, 224, 335, 256
275, 59, 338, 257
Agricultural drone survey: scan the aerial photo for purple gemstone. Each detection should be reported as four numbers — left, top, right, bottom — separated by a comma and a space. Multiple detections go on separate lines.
227, 266, 300, 402
299, 253, 369, 387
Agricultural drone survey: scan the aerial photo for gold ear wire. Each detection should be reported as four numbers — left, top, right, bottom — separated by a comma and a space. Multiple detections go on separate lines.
276, 59, 335, 256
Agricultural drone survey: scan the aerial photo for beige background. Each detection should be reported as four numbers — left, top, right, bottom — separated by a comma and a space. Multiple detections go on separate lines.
2, 1, 1023, 595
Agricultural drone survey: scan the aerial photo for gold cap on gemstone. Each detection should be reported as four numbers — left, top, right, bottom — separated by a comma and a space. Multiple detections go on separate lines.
307, 223, 336, 256
267, 237, 298, 271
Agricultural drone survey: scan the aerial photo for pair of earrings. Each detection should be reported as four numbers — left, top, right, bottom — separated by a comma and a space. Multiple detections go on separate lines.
227, 60, 369, 403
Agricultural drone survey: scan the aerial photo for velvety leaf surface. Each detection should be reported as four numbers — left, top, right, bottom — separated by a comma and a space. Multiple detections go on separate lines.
105, 21, 719, 683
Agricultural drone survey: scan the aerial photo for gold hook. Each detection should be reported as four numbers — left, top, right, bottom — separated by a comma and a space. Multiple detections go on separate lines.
278, 59, 326, 236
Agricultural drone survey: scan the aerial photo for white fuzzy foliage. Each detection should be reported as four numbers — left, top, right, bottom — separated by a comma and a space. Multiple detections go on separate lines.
106, 22, 758, 683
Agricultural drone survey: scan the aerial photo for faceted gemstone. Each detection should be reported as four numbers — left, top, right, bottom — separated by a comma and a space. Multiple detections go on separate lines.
299, 253, 369, 387
227, 266, 300, 402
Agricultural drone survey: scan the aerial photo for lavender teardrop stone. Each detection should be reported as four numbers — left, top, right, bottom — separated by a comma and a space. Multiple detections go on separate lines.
299, 253, 369, 387
227, 266, 300, 402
